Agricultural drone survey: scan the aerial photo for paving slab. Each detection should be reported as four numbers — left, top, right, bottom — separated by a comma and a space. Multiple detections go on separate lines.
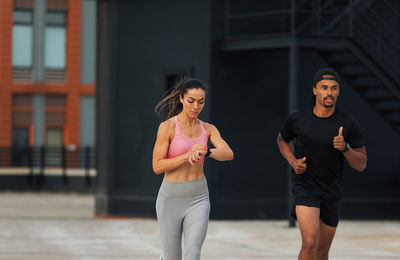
0, 192, 398, 260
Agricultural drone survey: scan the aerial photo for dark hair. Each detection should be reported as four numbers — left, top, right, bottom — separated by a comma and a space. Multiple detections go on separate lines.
155, 76, 207, 120
311, 68, 340, 105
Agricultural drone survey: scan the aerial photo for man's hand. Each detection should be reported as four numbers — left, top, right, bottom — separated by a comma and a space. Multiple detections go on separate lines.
291, 157, 307, 174
333, 126, 346, 151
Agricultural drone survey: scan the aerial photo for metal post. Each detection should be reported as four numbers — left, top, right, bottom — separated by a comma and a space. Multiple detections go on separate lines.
288, 38, 298, 228
316, 0, 321, 33
39, 146, 45, 186
291, 0, 296, 34
348, 0, 353, 37
28, 147, 33, 185
85, 146, 91, 184
62, 146, 68, 183
224, 0, 230, 38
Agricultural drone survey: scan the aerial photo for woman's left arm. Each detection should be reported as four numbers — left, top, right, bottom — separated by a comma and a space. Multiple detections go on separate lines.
205, 123, 234, 161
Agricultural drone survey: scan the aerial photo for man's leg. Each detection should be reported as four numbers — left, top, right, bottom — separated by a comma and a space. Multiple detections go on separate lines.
316, 219, 336, 260
296, 205, 320, 260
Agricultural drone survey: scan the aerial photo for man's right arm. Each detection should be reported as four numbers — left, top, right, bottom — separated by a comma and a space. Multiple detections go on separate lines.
277, 133, 307, 174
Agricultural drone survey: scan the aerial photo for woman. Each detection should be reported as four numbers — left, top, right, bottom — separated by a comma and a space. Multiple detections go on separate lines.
153, 77, 234, 260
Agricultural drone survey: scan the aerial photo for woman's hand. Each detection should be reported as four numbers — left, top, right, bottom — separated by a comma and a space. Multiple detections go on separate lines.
187, 144, 207, 166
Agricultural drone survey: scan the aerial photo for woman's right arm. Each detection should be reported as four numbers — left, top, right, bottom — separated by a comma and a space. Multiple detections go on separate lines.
152, 121, 190, 175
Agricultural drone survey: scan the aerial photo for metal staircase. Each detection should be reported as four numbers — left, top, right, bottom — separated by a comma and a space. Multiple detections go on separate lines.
296, 0, 375, 34
222, 0, 400, 134
319, 42, 400, 134
316, 0, 400, 134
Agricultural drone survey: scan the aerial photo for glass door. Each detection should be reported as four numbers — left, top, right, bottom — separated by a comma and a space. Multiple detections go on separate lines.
45, 129, 63, 166
12, 128, 29, 166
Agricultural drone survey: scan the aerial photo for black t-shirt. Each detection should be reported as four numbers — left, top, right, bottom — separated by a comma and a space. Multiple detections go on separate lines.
280, 106, 364, 201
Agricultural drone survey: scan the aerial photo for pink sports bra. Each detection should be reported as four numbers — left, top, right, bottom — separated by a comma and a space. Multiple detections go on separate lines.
167, 116, 209, 163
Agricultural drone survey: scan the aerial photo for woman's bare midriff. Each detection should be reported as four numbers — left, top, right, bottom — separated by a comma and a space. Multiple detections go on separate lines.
164, 162, 205, 182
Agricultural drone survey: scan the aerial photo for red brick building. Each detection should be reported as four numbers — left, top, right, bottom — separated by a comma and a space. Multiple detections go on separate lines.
0, 0, 96, 166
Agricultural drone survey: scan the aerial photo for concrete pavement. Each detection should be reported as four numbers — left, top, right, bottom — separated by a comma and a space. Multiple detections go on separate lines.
0, 192, 399, 259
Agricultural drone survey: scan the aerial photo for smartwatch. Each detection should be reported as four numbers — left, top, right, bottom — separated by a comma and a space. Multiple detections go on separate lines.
342, 143, 350, 152
205, 147, 212, 157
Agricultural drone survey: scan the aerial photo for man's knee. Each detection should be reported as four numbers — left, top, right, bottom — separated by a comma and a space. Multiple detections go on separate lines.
316, 246, 330, 259
302, 237, 318, 252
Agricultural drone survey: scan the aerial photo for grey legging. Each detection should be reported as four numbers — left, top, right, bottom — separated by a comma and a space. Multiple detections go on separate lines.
156, 177, 210, 260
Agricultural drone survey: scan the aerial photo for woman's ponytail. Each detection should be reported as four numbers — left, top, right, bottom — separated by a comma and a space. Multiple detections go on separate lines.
155, 75, 207, 120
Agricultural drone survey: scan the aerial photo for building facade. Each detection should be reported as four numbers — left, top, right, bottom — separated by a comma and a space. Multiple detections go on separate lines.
96, 0, 400, 220
0, 0, 96, 169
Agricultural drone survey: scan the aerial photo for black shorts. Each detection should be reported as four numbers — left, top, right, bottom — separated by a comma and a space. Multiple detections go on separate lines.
291, 187, 340, 228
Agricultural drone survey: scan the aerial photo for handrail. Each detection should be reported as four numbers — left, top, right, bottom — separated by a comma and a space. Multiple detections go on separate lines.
383, 0, 400, 17
352, 0, 400, 83
296, 0, 341, 33
228, 10, 292, 19
223, 0, 400, 84
224, 1, 357, 37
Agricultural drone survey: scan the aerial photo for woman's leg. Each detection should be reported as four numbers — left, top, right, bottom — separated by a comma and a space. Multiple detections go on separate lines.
182, 194, 211, 260
296, 205, 320, 260
156, 195, 183, 260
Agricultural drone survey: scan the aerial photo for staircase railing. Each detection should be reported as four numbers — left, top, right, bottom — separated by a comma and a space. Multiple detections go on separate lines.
223, 0, 400, 84
224, 0, 356, 38
351, 0, 400, 84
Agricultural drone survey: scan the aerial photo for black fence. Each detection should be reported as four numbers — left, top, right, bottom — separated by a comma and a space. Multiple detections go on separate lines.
0, 146, 95, 185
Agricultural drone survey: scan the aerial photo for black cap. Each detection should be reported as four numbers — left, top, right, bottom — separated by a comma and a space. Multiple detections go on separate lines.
312, 68, 340, 87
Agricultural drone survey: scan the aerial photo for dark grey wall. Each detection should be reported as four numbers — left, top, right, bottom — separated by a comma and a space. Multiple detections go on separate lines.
96, 0, 212, 216
96, 0, 400, 219
209, 49, 290, 219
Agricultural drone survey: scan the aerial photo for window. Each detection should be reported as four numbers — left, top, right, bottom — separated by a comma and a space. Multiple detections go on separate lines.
12, 0, 68, 82
165, 68, 194, 92
166, 74, 180, 92
12, 0, 34, 81
161, 70, 193, 118
45, 0, 68, 81
12, 10, 33, 68
45, 10, 67, 70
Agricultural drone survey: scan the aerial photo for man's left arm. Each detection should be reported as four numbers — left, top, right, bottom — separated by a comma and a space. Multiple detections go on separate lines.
333, 126, 367, 172
342, 146, 367, 172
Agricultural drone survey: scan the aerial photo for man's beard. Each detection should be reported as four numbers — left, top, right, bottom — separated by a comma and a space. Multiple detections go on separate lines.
323, 96, 335, 107
323, 103, 335, 108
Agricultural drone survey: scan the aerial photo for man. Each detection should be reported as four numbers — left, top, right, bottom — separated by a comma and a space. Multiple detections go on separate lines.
277, 68, 367, 260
